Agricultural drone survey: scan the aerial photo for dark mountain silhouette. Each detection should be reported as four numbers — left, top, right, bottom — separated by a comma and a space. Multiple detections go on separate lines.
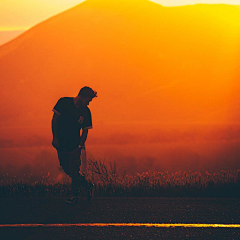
0, 0, 239, 129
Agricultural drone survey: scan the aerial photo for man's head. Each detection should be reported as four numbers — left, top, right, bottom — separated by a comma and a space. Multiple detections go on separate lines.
78, 86, 97, 99
74, 86, 97, 107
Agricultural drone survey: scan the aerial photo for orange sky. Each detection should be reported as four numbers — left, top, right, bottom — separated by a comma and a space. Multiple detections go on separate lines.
0, 0, 240, 30
1, 1, 240, 126
0, 0, 240, 45
1, 1, 240, 173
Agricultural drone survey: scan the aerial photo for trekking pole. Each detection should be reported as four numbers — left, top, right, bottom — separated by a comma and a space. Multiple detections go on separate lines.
81, 145, 87, 177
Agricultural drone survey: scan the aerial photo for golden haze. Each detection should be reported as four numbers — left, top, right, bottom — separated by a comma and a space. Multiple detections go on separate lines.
0, 0, 240, 173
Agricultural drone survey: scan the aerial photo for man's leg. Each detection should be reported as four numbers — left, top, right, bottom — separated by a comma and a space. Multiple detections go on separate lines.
68, 147, 81, 196
57, 150, 79, 204
57, 150, 70, 176
68, 147, 88, 195
69, 147, 92, 201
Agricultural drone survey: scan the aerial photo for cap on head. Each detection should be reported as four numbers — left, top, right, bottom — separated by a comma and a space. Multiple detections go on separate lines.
78, 86, 97, 99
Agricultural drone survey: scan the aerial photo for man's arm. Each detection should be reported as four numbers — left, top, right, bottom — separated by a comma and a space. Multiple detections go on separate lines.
52, 112, 60, 149
79, 129, 89, 148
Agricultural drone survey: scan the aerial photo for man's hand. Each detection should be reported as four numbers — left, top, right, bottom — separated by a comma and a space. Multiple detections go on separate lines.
79, 145, 85, 151
79, 129, 88, 147
52, 138, 60, 149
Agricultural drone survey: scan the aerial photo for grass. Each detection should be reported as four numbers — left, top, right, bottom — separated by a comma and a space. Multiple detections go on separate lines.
0, 159, 240, 198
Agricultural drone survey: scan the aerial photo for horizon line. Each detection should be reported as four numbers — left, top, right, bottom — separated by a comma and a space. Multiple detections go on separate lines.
0, 3, 240, 32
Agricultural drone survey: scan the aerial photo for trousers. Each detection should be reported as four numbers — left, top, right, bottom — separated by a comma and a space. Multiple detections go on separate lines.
57, 147, 88, 196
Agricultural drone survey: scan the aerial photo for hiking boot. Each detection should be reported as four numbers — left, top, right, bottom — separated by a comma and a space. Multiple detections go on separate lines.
65, 196, 78, 204
87, 183, 94, 203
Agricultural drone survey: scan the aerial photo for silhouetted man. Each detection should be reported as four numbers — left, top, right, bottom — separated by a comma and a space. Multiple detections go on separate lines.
52, 86, 97, 204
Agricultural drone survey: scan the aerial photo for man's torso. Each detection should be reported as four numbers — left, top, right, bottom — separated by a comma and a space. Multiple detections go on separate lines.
53, 97, 92, 151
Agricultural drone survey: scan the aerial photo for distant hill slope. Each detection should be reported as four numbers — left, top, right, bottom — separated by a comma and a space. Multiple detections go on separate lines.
0, 30, 25, 46
0, 0, 240, 128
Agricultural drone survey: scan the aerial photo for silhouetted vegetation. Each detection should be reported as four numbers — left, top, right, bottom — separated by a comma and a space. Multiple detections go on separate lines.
1, 159, 240, 198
